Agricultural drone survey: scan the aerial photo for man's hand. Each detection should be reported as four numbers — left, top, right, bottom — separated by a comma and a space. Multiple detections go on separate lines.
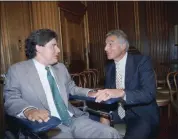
24, 108, 50, 123
87, 90, 98, 98
94, 89, 125, 103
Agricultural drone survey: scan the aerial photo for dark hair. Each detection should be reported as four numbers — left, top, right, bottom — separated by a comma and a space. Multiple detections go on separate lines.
25, 29, 58, 59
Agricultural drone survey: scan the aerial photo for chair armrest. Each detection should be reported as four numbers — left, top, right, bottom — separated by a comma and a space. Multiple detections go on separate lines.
69, 95, 121, 104
7, 115, 61, 133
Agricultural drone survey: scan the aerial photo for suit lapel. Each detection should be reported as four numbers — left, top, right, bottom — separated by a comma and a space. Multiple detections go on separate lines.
110, 62, 116, 89
26, 60, 50, 110
125, 54, 135, 88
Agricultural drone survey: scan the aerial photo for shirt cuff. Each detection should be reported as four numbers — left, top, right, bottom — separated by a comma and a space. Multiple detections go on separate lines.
86, 89, 98, 96
123, 94, 126, 101
122, 89, 126, 101
17, 106, 38, 118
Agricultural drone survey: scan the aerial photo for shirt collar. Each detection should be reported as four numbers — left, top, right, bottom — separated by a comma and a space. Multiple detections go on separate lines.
33, 59, 52, 72
33, 58, 46, 70
114, 52, 128, 65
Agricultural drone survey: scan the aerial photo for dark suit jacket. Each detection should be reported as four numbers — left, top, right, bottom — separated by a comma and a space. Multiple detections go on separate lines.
105, 54, 159, 126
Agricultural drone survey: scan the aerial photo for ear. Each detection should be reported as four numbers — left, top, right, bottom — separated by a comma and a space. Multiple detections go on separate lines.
36, 45, 43, 53
121, 43, 127, 51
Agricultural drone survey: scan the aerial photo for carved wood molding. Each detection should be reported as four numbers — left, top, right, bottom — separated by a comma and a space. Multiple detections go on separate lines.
64, 12, 83, 24
58, 1, 86, 16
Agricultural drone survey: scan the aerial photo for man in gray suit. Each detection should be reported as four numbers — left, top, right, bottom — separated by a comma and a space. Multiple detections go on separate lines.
3, 29, 122, 138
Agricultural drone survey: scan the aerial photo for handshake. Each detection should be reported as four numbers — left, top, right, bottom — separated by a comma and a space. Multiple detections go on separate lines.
88, 89, 125, 103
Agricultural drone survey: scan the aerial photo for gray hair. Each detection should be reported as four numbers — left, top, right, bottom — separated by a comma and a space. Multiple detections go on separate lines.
106, 29, 129, 51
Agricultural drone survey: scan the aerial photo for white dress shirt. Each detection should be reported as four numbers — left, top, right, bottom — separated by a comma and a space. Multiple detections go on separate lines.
18, 59, 73, 119
114, 52, 128, 100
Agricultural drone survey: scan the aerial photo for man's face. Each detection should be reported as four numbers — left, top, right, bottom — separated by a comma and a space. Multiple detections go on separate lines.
36, 38, 60, 65
105, 35, 126, 61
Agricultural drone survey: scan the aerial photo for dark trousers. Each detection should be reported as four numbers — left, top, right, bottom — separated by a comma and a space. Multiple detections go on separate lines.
113, 110, 159, 139
87, 102, 159, 139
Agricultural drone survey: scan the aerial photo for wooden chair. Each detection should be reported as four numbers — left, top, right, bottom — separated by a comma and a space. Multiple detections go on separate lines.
171, 72, 178, 114
155, 71, 172, 120
154, 70, 171, 107
155, 71, 175, 137
154, 64, 173, 95
78, 72, 87, 88
88, 69, 100, 88
89, 70, 97, 88
70, 73, 82, 87
70, 73, 85, 107
81, 70, 96, 88
155, 64, 170, 89
156, 71, 175, 107
82, 71, 92, 88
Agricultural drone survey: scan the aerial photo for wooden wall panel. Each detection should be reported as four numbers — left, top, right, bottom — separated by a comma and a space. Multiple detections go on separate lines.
1, 2, 31, 137
58, 2, 88, 73
87, 1, 174, 79
31, 2, 59, 31
30, 2, 63, 61
138, 2, 149, 55
133, 2, 141, 52
106, 1, 119, 30
166, 2, 178, 61
60, 10, 86, 73
145, 2, 169, 65
1, 2, 31, 73
117, 1, 136, 48
87, 1, 118, 78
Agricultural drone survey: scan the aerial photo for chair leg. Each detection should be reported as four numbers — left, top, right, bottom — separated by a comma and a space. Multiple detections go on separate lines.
168, 103, 171, 125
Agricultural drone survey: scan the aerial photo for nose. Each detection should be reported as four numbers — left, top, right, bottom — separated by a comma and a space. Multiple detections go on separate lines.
104, 45, 108, 52
56, 46, 60, 53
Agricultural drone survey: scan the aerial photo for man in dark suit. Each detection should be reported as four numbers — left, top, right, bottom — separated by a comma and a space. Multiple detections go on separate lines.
94, 29, 160, 139
3, 29, 122, 138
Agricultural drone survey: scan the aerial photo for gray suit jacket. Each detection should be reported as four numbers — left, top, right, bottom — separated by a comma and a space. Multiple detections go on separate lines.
4, 59, 91, 118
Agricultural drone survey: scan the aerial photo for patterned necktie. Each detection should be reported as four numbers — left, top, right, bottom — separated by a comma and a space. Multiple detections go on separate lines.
116, 63, 122, 89
115, 62, 126, 119
45, 67, 72, 126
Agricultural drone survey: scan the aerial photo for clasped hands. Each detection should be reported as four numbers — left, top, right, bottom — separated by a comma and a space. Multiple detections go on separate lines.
23, 89, 125, 123
88, 89, 125, 103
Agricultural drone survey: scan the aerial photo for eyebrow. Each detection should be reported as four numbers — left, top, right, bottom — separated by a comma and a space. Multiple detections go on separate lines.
106, 40, 115, 43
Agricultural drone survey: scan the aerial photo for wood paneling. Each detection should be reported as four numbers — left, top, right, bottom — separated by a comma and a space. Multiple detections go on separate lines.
59, 2, 88, 73
58, 1, 86, 16
106, 1, 119, 30
117, 1, 136, 47
1, 2, 31, 137
1, 1, 177, 82
1, 3, 178, 136
87, 1, 118, 78
138, 2, 149, 55
145, 2, 169, 65
1, 2, 31, 73
30, 2, 59, 31
167, 2, 178, 60
87, 1, 174, 79
30, 2, 62, 61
